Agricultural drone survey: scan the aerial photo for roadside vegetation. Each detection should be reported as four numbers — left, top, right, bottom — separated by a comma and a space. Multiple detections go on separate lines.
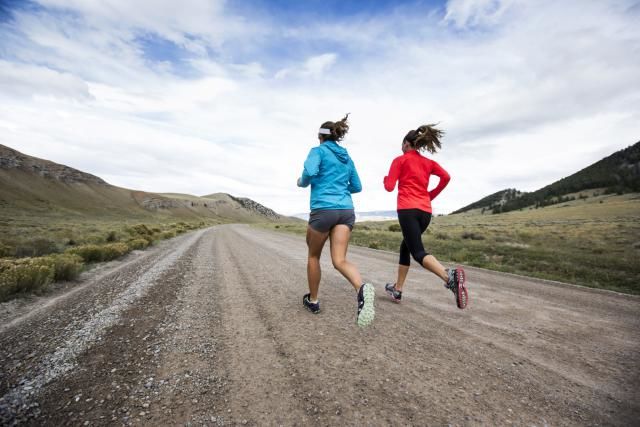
0, 220, 215, 302
263, 193, 640, 295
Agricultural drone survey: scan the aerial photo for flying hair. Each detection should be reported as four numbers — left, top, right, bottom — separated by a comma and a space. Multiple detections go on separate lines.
319, 113, 350, 142
404, 123, 444, 154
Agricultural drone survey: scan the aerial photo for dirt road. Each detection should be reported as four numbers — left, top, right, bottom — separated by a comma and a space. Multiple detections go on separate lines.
1, 224, 638, 426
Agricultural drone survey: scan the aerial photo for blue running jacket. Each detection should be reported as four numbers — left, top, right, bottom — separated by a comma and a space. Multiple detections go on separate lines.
298, 140, 362, 211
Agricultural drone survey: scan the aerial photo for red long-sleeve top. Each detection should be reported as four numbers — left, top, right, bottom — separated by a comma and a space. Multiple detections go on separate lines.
383, 150, 450, 212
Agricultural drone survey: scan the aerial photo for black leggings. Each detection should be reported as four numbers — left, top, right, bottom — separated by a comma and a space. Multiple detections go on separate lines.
397, 209, 432, 266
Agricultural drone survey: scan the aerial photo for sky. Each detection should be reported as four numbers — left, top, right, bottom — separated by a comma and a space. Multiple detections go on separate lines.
0, 0, 639, 215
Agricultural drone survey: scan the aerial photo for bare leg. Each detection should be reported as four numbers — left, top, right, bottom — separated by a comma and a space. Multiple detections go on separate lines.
395, 265, 410, 291
422, 254, 449, 283
329, 225, 362, 291
306, 226, 329, 301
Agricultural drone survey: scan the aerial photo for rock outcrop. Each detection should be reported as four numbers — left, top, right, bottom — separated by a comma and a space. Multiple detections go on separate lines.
228, 195, 281, 220
0, 144, 108, 185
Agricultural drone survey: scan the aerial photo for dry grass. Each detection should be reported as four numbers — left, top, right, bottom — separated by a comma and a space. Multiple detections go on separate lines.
261, 193, 640, 294
0, 219, 216, 302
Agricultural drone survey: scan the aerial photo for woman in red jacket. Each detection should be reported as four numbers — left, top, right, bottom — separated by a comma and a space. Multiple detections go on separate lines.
383, 124, 468, 309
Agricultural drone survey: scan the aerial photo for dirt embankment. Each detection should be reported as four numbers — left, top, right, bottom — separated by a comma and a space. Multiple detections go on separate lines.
1, 224, 638, 426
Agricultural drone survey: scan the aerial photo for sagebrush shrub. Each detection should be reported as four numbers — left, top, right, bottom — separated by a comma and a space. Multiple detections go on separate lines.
129, 224, 152, 236
46, 254, 83, 281
0, 258, 55, 301
14, 238, 59, 257
388, 224, 401, 232
160, 231, 176, 240
127, 239, 149, 250
461, 232, 485, 240
66, 243, 130, 262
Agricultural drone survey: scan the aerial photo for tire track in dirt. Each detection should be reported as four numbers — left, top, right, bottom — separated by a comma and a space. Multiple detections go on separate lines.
230, 225, 640, 426
208, 229, 310, 424
0, 229, 207, 425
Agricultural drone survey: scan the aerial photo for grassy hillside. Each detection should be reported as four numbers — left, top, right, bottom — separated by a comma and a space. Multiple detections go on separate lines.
0, 144, 284, 223
452, 189, 522, 214
263, 192, 640, 294
454, 141, 640, 214
0, 144, 285, 301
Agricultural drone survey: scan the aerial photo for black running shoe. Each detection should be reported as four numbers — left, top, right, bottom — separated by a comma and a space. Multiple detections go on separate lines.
303, 293, 320, 314
385, 283, 402, 303
446, 268, 468, 309
356, 283, 375, 327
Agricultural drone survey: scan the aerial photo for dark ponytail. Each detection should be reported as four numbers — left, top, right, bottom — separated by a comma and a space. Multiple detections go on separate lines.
320, 113, 350, 142
404, 123, 444, 154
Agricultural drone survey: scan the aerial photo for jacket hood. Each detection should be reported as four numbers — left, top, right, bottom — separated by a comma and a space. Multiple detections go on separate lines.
322, 140, 349, 163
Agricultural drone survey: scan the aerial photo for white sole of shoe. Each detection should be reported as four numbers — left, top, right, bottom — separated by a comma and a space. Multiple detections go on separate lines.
357, 283, 375, 327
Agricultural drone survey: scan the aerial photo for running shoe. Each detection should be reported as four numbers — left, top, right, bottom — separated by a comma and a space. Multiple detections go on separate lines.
356, 283, 375, 327
303, 293, 320, 314
446, 268, 468, 309
385, 283, 402, 303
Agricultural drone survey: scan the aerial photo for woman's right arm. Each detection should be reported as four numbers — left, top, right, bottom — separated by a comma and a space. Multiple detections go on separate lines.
428, 160, 451, 200
383, 157, 400, 192
348, 160, 362, 194
297, 148, 321, 187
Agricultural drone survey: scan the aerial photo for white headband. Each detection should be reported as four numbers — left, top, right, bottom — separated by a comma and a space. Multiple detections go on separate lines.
318, 128, 332, 135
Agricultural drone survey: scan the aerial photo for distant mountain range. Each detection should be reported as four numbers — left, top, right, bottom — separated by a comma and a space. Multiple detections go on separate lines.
0, 144, 285, 223
453, 141, 640, 214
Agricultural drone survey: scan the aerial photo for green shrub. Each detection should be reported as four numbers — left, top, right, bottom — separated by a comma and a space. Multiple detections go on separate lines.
46, 254, 84, 281
0, 243, 13, 258
15, 238, 59, 257
66, 244, 102, 262
388, 224, 402, 232
129, 224, 152, 236
106, 231, 118, 242
0, 258, 55, 301
127, 239, 149, 250
66, 242, 130, 263
160, 230, 176, 240
151, 227, 161, 233
102, 243, 130, 260
461, 232, 485, 240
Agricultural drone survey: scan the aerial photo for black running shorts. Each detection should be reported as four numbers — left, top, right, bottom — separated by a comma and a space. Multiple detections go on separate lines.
308, 209, 356, 233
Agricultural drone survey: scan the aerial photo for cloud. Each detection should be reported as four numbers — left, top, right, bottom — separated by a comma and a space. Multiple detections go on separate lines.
0, 60, 93, 100
275, 53, 338, 79
0, 0, 638, 216
34, 0, 245, 51
444, 0, 512, 28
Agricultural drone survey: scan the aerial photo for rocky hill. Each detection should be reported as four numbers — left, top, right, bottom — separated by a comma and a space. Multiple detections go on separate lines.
228, 195, 281, 221
0, 144, 107, 185
0, 144, 282, 223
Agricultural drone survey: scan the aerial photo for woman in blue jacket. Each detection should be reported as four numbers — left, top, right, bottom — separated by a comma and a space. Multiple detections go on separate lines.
297, 114, 375, 327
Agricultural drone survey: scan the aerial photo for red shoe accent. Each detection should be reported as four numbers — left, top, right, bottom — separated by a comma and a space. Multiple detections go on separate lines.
385, 286, 402, 304
455, 267, 468, 309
